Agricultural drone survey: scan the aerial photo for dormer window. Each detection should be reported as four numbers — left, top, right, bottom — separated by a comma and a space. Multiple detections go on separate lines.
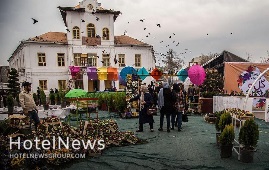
73, 26, 80, 39
102, 28, 109, 40
87, 23, 95, 38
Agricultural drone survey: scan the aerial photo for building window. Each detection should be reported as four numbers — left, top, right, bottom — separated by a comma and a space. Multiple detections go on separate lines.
88, 53, 97, 67
118, 54, 125, 67
57, 53, 65, 66
102, 54, 110, 67
39, 80, 47, 90
102, 28, 109, 40
135, 54, 141, 67
87, 23, 95, 38
80, 54, 88, 66
73, 26, 80, 39
58, 80, 66, 90
38, 53, 46, 66
74, 53, 81, 66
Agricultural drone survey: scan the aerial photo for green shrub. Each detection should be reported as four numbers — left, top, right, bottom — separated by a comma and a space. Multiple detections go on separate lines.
215, 111, 222, 131
218, 112, 232, 132
219, 124, 235, 145
239, 119, 259, 150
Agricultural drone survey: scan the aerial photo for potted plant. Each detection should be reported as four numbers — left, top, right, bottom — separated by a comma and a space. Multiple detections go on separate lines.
216, 111, 232, 146
239, 118, 259, 163
215, 111, 222, 146
49, 93, 56, 105
7, 95, 14, 114
33, 93, 38, 105
219, 124, 235, 158
40, 90, 49, 110
218, 112, 232, 132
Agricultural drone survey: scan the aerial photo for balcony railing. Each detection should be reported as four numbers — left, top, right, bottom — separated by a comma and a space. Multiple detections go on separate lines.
82, 36, 101, 46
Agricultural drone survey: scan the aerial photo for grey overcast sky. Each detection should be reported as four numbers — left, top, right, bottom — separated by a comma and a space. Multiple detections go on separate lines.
0, 0, 269, 66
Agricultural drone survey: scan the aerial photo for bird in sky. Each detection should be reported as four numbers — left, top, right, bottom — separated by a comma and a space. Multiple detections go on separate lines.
101, 61, 104, 63
31, 18, 38, 24
157, 24, 161, 27
140, 19, 145, 22
66, 28, 70, 32
81, 19, 85, 22
96, 17, 99, 21
144, 28, 146, 30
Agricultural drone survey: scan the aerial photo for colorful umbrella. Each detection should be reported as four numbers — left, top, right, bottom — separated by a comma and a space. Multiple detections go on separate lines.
107, 67, 118, 80
65, 89, 87, 98
87, 67, 98, 80
188, 65, 206, 86
118, 74, 127, 86
97, 67, 108, 80
151, 68, 163, 80
69, 66, 80, 78
120, 66, 137, 81
137, 67, 149, 80
65, 89, 87, 123
177, 69, 188, 82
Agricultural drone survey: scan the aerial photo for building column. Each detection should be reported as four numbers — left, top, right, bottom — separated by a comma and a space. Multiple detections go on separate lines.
83, 73, 88, 92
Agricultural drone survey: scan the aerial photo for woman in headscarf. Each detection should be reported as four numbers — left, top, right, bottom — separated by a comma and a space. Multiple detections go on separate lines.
158, 82, 176, 132
130, 85, 154, 132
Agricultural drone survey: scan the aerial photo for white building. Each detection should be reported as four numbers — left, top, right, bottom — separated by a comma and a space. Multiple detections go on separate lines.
8, 0, 155, 94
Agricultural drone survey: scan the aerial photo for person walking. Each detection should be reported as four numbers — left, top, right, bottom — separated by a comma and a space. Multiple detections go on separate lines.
158, 82, 176, 132
130, 85, 154, 132
172, 83, 186, 131
19, 82, 40, 130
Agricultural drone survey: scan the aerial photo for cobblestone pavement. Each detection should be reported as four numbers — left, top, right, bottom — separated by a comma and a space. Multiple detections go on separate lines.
66, 113, 269, 170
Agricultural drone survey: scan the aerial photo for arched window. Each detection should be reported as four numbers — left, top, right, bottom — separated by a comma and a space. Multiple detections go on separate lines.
102, 28, 109, 40
87, 23, 95, 38
73, 26, 80, 39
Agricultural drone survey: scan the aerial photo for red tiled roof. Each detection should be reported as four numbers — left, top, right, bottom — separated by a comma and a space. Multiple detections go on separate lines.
28, 32, 67, 43
114, 35, 149, 46
27, 32, 149, 46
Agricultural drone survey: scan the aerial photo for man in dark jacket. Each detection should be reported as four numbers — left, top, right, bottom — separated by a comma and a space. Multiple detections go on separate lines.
158, 82, 176, 132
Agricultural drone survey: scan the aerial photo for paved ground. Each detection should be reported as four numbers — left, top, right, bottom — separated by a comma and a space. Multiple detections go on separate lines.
61, 112, 269, 170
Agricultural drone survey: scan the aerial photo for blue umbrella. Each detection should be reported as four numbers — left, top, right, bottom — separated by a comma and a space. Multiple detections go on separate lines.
177, 69, 188, 82
120, 66, 137, 81
137, 67, 149, 80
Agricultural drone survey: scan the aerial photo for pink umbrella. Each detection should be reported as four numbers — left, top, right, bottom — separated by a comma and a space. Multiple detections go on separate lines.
188, 65, 206, 86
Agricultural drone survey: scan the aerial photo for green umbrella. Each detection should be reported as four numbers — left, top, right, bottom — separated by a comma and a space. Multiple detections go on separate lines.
65, 89, 87, 98
65, 89, 87, 124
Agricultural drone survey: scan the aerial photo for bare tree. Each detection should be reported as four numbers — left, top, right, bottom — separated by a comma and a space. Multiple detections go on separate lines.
199, 53, 218, 65
163, 49, 184, 74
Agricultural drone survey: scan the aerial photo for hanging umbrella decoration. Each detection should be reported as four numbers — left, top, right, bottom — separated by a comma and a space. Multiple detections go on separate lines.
137, 67, 149, 80
188, 65, 206, 86
65, 89, 87, 123
120, 66, 137, 81
177, 69, 188, 82
151, 68, 163, 81
118, 74, 127, 86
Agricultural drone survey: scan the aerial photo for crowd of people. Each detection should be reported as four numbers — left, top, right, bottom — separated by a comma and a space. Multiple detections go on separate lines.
130, 81, 192, 133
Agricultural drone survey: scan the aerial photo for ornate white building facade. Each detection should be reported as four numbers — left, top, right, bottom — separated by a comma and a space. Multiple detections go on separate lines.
8, 0, 155, 94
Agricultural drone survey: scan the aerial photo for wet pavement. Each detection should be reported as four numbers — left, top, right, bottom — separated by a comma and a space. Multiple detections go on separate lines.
66, 113, 269, 170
